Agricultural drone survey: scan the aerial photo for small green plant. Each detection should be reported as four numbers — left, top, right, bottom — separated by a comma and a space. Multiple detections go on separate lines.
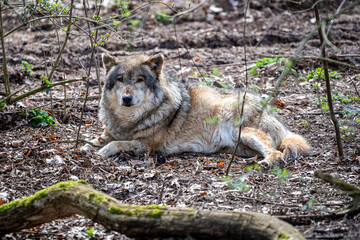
155, 11, 173, 23
198, 69, 209, 78
40, 76, 52, 85
301, 199, 324, 211
199, 80, 214, 87
245, 163, 259, 172
223, 174, 251, 192
40, 76, 53, 94
314, 99, 329, 112
271, 166, 291, 183
129, 19, 141, 28
281, 80, 288, 86
249, 67, 258, 76
83, 227, 97, 239
24, 108, 56, 127
249, 55, 286, 76
86, 228, 94, 239
299, 120, 308, 125
22, 61, 33, 75
312, 83, 319, 92
306, 67, 340, 81
115, 0, 131, 18
341, 126, 355, 138
212, 67, 219, 76
320, 93, 360, 104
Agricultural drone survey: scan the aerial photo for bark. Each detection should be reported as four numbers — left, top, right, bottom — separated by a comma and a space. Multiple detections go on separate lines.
0, 181, 305, 240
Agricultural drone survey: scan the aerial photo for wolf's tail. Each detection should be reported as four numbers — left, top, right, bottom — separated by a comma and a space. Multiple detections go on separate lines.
279, 133, 311, 160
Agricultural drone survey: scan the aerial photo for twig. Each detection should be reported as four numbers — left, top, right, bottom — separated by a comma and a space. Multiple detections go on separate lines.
28, 95, 99, 102
254, 53, 360, 71
313, 0, 344, 159
7, 77, 88, 105
278, 207, 360, 226
158, 179, 166, 204
0, 3, 11, 96
0, 86, 26, 105
18, 139, 102, 150
225, 0, 250, 176
76, 0, 102, 148
47, 0, 75, 83
83, 0, 102, 97
168, 0, 208, 19
297, 111, 342, 115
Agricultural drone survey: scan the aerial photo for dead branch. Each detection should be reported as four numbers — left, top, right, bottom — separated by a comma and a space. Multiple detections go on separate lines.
0, 181, 305, 240
278, 207, 360, 226
314, 171, 360, 198
6, 77, 88, 105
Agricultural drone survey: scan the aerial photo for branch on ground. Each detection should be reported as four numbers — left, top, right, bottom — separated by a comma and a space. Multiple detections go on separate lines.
315, 171, 360, 216
315, 171, 360, 198
0, 180, 305, 240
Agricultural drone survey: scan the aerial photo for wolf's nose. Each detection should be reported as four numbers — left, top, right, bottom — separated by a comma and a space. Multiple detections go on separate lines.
122, 95, 133, 105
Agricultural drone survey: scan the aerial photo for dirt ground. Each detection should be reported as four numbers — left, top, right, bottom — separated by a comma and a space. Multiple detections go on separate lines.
1, 0, 360, 239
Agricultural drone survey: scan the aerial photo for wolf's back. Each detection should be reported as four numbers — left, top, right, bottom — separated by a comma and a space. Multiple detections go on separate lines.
279, 133, 311, 160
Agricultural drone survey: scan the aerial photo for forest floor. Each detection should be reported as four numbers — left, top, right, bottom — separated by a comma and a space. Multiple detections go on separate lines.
1, 0, 360, 239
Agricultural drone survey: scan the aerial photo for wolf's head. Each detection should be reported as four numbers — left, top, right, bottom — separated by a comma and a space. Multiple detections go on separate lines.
102, 54, 164, 107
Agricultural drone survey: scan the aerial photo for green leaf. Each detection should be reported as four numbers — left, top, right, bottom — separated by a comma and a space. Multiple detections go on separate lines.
212, 67, 219, 76
250, 67, 258, 76
222, 175, 232, 182
245, 165, 253, 172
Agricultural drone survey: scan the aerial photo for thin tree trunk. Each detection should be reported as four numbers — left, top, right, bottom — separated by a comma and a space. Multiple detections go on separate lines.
0, 4, 11, 96
313, 1, 344, 159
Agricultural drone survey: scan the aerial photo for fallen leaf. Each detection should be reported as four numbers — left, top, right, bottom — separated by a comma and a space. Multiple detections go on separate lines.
48, 135, 56, 141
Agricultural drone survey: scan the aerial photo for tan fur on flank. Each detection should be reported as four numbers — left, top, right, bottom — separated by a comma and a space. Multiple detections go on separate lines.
82, 53, 311, 168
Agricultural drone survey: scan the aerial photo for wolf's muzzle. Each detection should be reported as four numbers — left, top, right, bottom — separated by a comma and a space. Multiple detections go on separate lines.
122, 95, 133, 107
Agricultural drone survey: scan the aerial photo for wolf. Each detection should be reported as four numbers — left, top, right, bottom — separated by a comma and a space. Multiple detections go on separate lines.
82, 53, 310, 168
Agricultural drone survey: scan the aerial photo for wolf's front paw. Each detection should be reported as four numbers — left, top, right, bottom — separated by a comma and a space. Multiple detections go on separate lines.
97, 142, 119, 158
259, 151, 284, 170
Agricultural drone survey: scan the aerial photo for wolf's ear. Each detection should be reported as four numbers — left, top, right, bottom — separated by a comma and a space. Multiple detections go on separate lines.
102, 53, 115, 73
146, 54, 164, 76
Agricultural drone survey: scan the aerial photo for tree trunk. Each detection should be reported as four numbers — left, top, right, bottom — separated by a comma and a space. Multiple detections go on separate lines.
0, 180, 305, 240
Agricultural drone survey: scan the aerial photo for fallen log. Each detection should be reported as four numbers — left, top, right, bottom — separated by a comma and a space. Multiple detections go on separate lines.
0, 180, 305, 240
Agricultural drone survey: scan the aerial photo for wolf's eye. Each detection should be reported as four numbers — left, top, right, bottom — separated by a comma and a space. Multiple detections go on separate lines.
136, 76, 145, 83
117, 75, 123, 82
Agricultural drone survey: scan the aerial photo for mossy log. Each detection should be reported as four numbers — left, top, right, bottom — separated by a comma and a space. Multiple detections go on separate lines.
0, 181, 305, 240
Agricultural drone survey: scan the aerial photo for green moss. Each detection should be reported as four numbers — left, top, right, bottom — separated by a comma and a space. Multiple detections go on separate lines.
132, 206, 143, 216
183, 207, 194, 211
146, 209, 164, 217
109, 205, 122, 215
78, 179, 88, 185
55, 180, 87, 190
144, 205, 162, 209
88, 192, 106, 204
124, 210, 131, 216
0, 180, 87, 213
121, 205, 166, 217
0, 199, 22, 213
278, 233, 290, 240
